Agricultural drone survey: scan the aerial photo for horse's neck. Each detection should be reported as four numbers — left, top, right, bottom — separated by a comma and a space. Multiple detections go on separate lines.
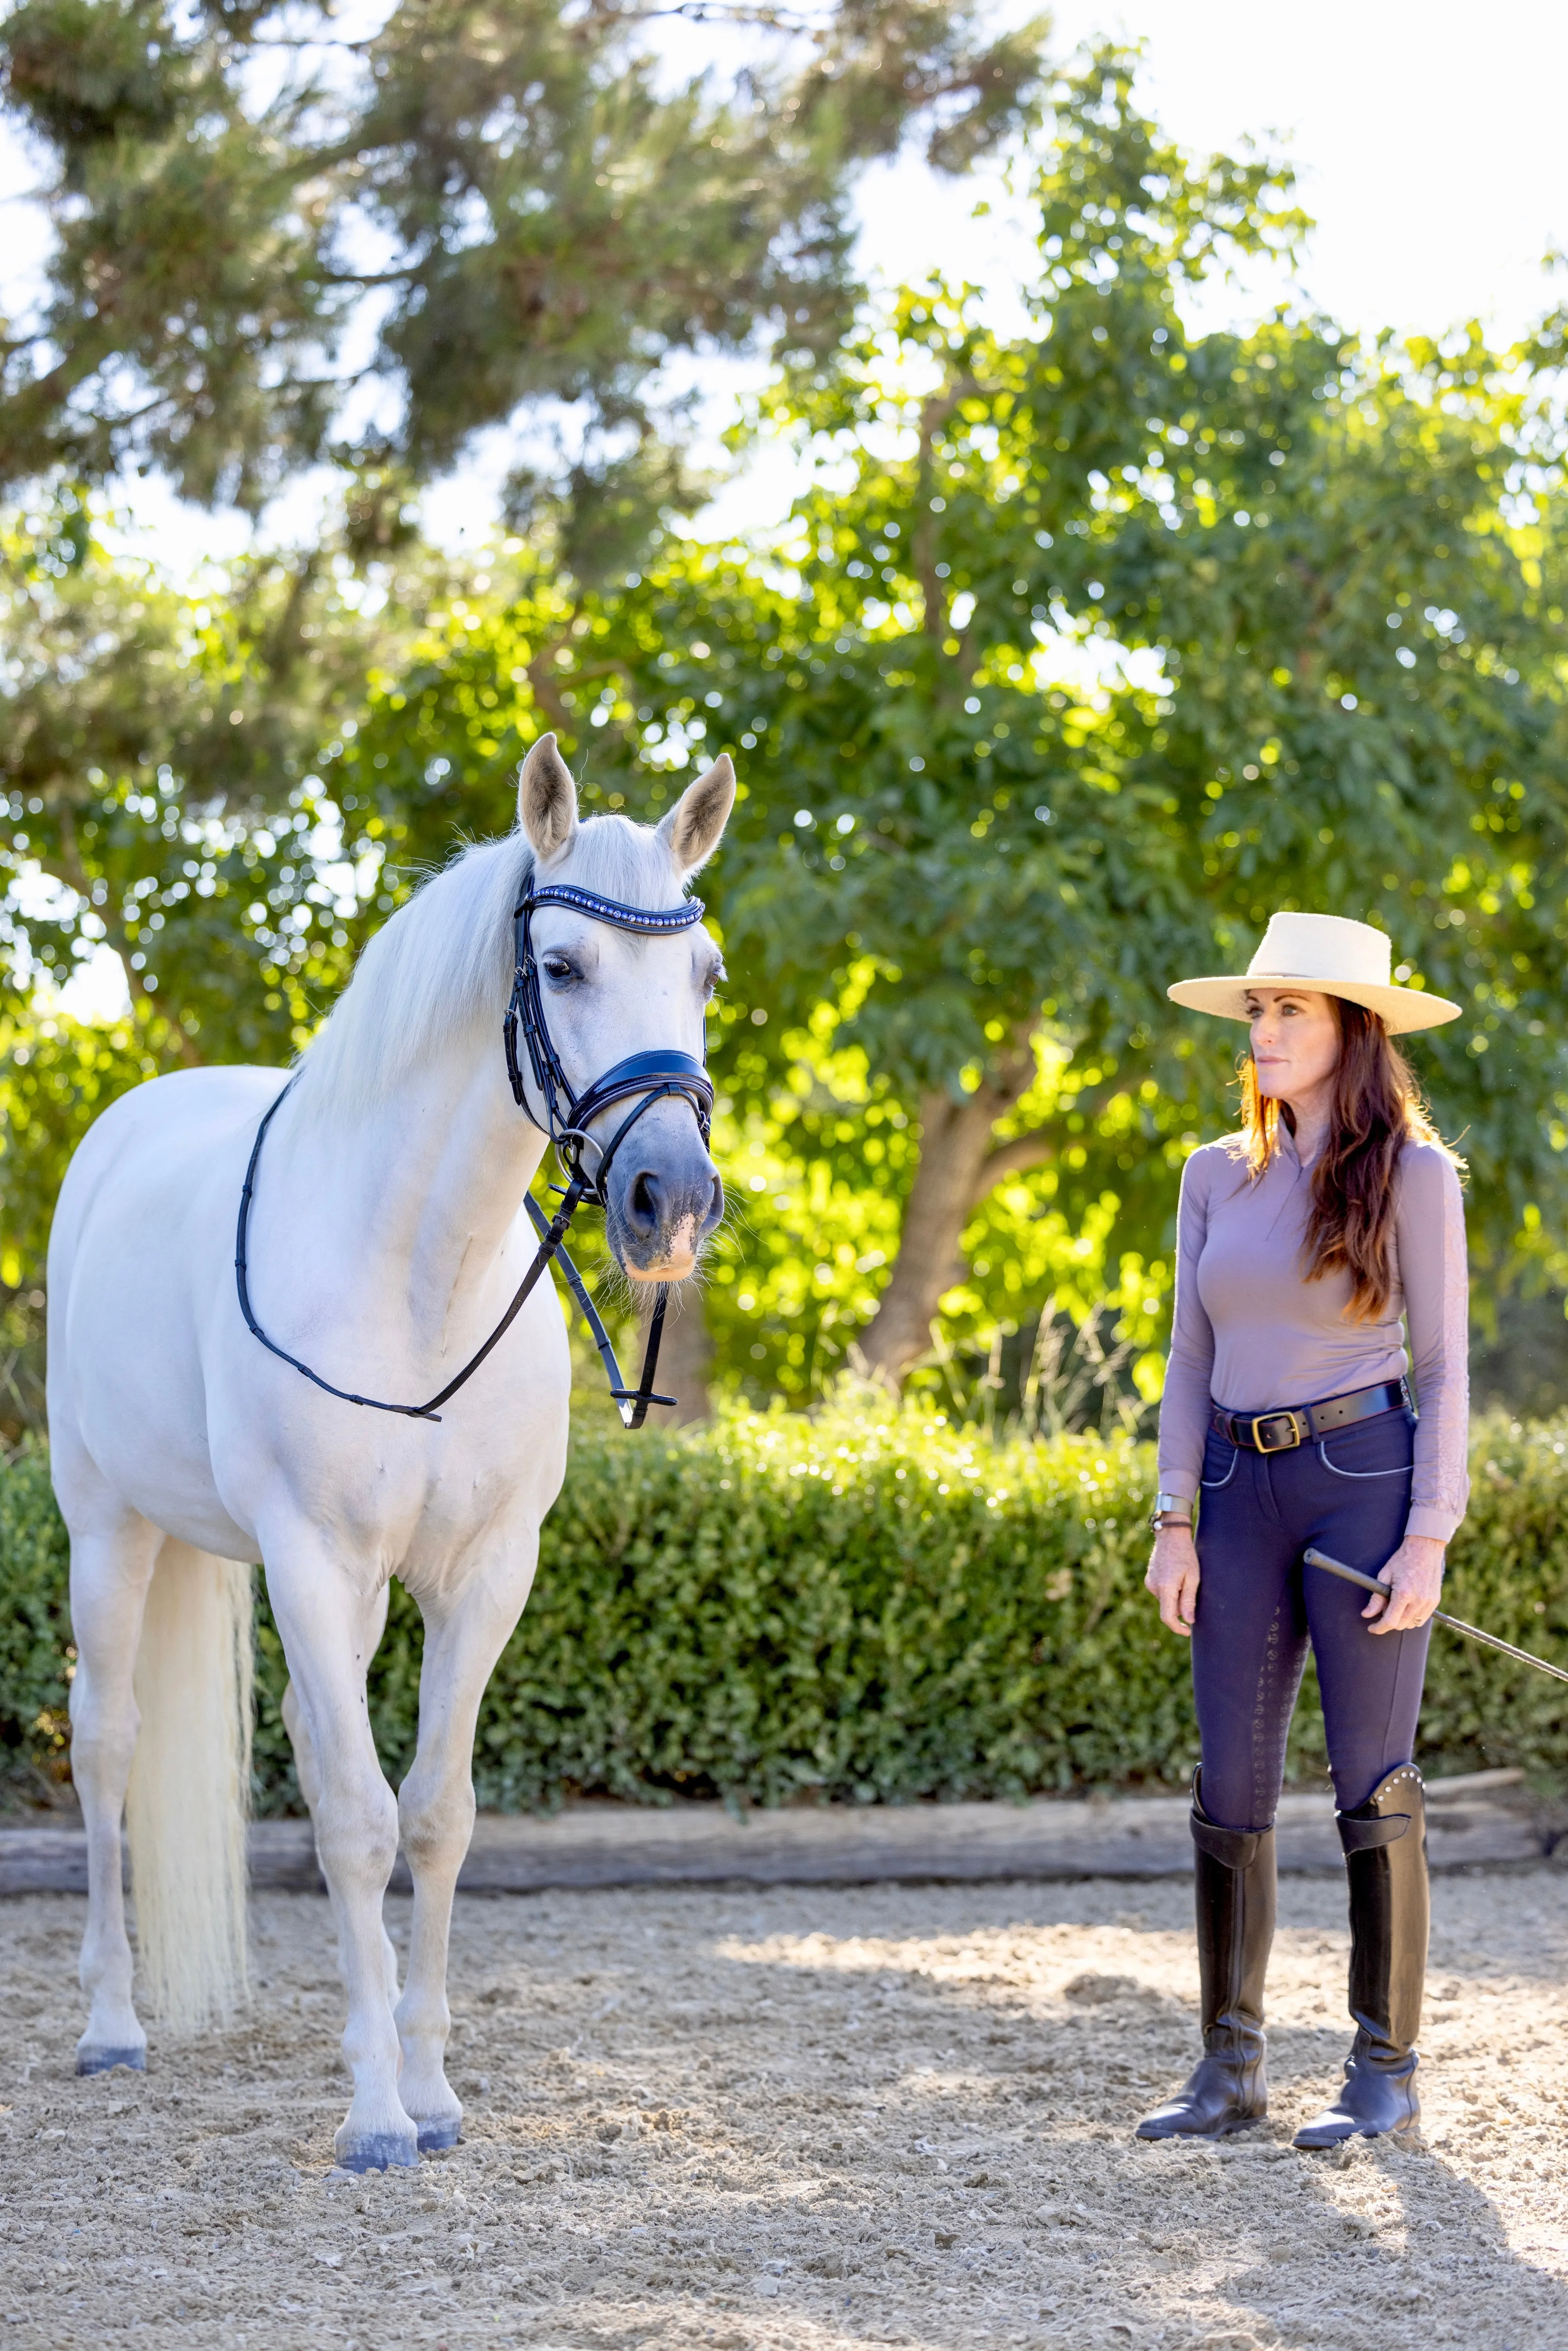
289, 1036, 548, 1333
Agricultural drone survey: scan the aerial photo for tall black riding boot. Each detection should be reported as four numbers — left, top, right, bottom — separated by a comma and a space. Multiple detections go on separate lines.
1294, 1763, 1428, 2148
1136, 1779, 1276, 2139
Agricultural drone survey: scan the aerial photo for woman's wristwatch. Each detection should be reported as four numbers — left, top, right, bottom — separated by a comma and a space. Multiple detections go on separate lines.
1148, 1490, 1194, 1534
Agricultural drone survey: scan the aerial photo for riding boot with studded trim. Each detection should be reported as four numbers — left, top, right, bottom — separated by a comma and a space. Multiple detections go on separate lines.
1136, 1778, 1275, 2139
1294, 1763, 1428, 2148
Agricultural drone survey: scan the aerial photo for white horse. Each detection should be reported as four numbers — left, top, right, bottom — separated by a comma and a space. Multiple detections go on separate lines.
47, 735, 733, 2171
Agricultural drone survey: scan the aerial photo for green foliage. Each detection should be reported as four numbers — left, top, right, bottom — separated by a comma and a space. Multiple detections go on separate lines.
561, 46, 1319, 1122
9, 1405, 1568, 1814
492, 49, 1568, 1375
1, 0, 1047, 535
0, 1440, 73, 1799
1382, 1417, 1568, 1786
0, 508, 459, 1355
0, 1010, 158, 1432
0, 1011, 151, 1284
377, 1396, 1193, 1812
0, 505, 441, 1038
4, 43, 1566, 1413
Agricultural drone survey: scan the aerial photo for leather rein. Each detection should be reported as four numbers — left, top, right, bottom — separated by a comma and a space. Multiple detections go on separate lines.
235, 881, 714, 1429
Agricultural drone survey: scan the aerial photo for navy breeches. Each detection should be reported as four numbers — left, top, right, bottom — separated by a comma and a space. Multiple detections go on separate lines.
1191, 1407, 1432, 1832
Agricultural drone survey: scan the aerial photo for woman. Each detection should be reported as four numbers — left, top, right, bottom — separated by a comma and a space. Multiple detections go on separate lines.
1138, 910, 1467, 2150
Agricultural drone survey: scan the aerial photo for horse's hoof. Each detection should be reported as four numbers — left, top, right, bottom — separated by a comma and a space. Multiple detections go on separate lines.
416, 2118, 462, 2153
76, 2046, 146, 2077
334, 2133, 420, 2174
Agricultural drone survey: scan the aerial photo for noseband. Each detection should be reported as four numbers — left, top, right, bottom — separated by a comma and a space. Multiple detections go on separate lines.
236, 882, 714, 1429
503, 882, 713, 1197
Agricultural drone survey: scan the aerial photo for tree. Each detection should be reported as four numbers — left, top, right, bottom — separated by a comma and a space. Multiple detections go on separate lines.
248, 543, 1186, 1412
1, 0, 1046, 558
6, 46, 1566, 1424
562, 52, 1302, 1380
0, 495, 454, 1045
584, 536, 1205, 1388
265, 49, 1566, 1404
509, 48, 1568, 1385
0, 496, 452, 1415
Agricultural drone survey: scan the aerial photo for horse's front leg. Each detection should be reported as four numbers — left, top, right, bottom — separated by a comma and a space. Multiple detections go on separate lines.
394, 1539, 539, 2149
263, 1535, 416, 2173
281, 1576, 400, 2008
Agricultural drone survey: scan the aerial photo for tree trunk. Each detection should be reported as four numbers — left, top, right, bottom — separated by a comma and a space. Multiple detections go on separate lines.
857, 1089, 1012, 1385
857, 1049, 1080, 1389
645, 1284, 713, 1426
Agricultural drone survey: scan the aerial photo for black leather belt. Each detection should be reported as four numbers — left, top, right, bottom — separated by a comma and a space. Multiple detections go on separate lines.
1209, 1379, 1412, 1455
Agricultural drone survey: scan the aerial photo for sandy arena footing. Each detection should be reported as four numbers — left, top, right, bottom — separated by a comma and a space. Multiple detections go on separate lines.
4, 1864, 1568, 2348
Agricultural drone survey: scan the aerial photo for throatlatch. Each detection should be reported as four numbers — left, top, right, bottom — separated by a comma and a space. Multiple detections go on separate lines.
235, 880, 713, 1428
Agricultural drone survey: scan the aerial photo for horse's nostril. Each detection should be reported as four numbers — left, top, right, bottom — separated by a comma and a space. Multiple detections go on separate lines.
631, 1171, 659, 1231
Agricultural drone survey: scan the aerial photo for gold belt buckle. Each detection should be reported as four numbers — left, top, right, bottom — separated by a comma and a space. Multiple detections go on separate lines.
1252, 1411, 1305, 1454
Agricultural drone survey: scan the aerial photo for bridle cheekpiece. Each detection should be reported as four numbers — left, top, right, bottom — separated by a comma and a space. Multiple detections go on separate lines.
505, 882, 713, 1201
236, 878, 715, 1431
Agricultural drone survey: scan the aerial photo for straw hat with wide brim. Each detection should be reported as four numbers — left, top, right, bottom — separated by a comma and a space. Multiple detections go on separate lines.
1167, 911, 1461, 1037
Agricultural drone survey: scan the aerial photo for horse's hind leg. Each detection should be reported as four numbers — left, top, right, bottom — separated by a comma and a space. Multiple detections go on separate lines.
394, 1542, 539, 2150
66, 1510, 162, 2073
263, 1534, 417, 2173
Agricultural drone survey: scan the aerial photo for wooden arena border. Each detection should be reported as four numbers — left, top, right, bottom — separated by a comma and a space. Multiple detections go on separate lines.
0, 1769, 1538, 1896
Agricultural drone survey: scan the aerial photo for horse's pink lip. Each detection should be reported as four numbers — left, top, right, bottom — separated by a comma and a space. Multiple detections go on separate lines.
621, 1210, 702, 1284
626, 1254, 698, 1284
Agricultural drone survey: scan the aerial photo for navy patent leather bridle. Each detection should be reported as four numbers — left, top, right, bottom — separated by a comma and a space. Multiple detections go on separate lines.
235, 881, 714, 1428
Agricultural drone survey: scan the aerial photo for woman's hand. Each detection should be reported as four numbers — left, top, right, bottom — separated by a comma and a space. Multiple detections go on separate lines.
1145, 1523, 1200, 1638
1364, 1533, 1446, 1633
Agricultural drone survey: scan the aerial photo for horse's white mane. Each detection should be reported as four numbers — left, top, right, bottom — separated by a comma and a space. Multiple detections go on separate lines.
293, 813, 685, 1125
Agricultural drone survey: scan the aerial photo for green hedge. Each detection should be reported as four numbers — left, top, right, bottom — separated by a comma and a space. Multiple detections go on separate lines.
7, 1402, 1568, 1813
0, 1443, 73, 1801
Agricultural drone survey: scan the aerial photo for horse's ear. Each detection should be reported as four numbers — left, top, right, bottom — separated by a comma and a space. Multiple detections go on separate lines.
657, 754, 735, 877
518, 733, 579, 859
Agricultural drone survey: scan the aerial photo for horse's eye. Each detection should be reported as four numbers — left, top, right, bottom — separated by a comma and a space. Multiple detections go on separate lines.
543, 957, 574, 983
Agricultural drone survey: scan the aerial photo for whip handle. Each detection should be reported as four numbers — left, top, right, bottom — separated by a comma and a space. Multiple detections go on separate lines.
1303, 1546, 1568, 1686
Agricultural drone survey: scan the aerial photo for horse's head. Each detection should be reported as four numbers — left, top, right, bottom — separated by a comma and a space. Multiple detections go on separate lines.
518, 735, 733, 1284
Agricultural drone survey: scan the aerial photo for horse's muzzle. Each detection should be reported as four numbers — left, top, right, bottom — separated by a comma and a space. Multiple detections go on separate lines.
603, 1102, 724, 1282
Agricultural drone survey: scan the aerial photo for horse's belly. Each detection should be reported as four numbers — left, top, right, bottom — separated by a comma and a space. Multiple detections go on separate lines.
106, 1468, 254, 1562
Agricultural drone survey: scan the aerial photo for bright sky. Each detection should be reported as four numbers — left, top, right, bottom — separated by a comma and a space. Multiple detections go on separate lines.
873, 0, 1568, 349
707, 0, 1568, 537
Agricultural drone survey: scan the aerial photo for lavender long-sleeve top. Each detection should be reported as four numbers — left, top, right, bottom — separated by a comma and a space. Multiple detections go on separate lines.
1155, 1130, 1470, 1543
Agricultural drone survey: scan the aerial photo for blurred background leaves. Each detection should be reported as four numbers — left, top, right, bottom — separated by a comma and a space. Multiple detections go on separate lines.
1, 21, 1566, 1437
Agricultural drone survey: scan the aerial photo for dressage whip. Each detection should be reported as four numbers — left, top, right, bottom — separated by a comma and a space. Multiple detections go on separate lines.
1303, 1546, 1568, 1685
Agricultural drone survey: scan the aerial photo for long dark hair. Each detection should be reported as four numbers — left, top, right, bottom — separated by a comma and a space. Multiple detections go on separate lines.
1237, 999, 1461, 1321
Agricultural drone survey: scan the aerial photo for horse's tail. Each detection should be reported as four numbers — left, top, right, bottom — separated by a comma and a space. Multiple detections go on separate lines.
125, 1540, 253, 2030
